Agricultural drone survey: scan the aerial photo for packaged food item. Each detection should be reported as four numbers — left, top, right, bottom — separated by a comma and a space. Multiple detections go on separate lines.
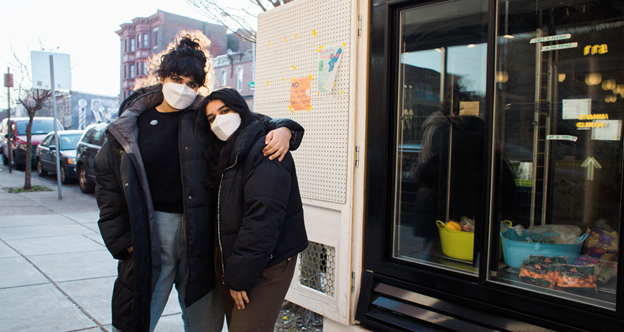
519, 260, 558, 288
597, 262, 617, 284
583, 228, 619, 262
529, 256, 567, 265
556, 265, 598, 292
460, 216, 475, 233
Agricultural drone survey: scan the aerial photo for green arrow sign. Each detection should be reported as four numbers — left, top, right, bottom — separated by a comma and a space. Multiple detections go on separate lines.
581, 157, 602, 181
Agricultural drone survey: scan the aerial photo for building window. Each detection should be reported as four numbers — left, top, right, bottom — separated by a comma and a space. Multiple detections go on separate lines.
124, 39, 127, 52
130, 65, 135, 78
124, 65, 127, 79
143, 33, 148, 48
220, 70, 227, 87
130, 39, 135, 52
153, 31, 158, 46
143, 62, 148, 76
136, 62, 139, 76
137, 34, 141, 46
236, 67, 244, 91
123, 91, 126, 100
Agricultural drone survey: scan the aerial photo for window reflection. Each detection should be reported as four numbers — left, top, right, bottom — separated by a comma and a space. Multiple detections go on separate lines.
491, 0, 621, 308
393, 0, 489, 274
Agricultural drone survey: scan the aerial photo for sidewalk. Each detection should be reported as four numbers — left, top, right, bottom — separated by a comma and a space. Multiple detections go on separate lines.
0, 167, 191, 332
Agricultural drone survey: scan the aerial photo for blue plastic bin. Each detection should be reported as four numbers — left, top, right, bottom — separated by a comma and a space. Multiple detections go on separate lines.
500, 226, 588, 270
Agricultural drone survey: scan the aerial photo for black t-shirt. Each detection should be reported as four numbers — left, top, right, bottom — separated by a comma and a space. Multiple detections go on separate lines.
138, 107, 183, 213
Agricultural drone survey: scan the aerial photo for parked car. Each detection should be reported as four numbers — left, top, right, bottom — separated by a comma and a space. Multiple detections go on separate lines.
75, 123, 108, 193
1, 117, 64, 170
36, 130, 84, 184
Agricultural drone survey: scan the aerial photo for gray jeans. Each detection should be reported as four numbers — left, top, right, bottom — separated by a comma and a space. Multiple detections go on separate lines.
149, 211, 224, 332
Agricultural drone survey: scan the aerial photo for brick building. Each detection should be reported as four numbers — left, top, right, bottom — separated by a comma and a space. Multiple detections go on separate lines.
116, 10, 228, 101
212, 49, 255, 110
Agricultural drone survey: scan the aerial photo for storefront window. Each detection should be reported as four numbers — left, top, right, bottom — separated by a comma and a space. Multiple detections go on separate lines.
490, 0, 621, 308
393, 0, 489, 274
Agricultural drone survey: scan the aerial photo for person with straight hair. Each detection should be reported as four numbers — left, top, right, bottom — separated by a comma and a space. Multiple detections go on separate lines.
198, 87, 308, 332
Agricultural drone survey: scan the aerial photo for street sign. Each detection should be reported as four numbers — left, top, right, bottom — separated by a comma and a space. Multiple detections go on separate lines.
4, 73, 13, 87
31, 51, 71, 90
248, 81, 255, 90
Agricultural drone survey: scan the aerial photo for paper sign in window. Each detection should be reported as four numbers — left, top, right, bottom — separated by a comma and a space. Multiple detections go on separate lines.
562, 99, 591, 120
459, 101, 479, 116
290, 77, 311, 111
591, 120, 622, 141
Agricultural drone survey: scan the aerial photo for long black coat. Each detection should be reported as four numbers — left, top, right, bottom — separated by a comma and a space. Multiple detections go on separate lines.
94, 85, 304, 332
218, 121, 308, 292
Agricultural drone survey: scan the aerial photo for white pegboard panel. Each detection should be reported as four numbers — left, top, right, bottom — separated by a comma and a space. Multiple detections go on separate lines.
256, 0, 352, 204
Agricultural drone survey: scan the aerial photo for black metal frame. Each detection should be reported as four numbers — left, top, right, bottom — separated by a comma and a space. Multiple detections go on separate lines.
359, 0, 624, 330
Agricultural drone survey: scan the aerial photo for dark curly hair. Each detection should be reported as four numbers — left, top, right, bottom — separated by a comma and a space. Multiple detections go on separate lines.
155, 36, 208, 86
133, 30, 214, 94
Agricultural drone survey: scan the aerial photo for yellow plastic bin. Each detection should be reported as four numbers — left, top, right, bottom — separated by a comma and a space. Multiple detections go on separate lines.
436, 220, 474, 261
436, 220, 510, 261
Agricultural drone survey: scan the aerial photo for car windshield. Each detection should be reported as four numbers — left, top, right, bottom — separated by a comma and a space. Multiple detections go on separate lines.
60, 134, 82, 150
15, 120, 56, 135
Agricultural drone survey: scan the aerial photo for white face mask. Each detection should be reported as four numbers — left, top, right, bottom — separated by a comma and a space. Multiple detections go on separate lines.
162, 82, 198, 110
211, 113, 241, 141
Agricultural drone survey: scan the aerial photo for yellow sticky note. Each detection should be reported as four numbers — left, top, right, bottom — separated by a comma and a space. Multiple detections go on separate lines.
318, 45, 324, 52
282, 78, 285, 82
292, 64, 297, 70
266, 81, 269, 86
317, 92, 320, 95
284, 37, 287, 43
294, 33, 298, 39
308, 105, 312, 112
291, 77, 294, 82
309, 74, 313, 80
342, 42, 346, 47
313, 30, 317, 37
288, 105, 293, 113
267, 41, 271, 47
340, 90, 344, 95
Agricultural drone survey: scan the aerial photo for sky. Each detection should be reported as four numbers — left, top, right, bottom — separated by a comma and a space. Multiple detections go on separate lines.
0, 0, 258, 107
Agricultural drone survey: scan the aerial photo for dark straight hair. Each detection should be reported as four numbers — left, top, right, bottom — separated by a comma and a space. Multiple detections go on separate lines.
197, 87, 254, 187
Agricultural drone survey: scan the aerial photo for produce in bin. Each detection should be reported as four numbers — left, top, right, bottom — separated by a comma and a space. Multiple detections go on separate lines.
500, 223, 587, 270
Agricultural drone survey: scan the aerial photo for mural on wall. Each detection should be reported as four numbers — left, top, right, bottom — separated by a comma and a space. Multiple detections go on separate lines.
71, 92, 119, 130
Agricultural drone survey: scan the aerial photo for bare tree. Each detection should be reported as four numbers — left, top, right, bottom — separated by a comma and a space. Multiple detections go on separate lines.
12, 52, 53, 190
187, 0, 295, 43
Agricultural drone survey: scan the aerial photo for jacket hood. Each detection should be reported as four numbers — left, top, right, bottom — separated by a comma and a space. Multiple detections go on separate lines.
227, 121, 265, 166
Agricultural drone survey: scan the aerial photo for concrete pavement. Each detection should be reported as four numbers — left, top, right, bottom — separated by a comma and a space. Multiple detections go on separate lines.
0, 167, 214, 332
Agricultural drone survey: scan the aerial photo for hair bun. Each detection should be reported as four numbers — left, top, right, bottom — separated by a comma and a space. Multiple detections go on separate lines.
177, 36, 201, 50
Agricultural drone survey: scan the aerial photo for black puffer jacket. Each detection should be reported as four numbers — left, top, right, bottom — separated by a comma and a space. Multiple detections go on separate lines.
218, 120, 308, 292
95, 84, 304, 332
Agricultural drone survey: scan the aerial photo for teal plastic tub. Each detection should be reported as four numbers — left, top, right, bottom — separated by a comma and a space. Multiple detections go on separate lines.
500, 227, 588, 270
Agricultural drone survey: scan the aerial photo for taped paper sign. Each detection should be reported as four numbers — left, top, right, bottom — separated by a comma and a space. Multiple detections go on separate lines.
459, 101, 479, 116
290, 77, 311, 111
547, 135, 578, 142
562, 99, 591, 120
591, 120, 622, 141
318, 45, 343, 94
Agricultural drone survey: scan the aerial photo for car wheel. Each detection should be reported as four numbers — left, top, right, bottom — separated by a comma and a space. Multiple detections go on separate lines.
78, 165, 95, 193
60, 164, 72, 184
37, 159, 48, 176
14, 152, 25, 171
2, 152, 8, 165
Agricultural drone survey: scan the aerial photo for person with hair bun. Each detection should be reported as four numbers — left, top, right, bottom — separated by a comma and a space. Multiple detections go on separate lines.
95, 31, 304, 332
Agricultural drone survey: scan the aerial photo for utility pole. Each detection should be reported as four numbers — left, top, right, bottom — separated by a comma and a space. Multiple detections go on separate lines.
4, 67, 13, 173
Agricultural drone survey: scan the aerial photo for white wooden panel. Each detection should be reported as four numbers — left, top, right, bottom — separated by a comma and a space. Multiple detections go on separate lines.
256, 0, 352, 204
256, 0, 356, 325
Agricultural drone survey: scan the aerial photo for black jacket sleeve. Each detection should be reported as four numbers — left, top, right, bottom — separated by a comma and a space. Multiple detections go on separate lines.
224, 150, 294, 292
94, 138, 133, 260
253, 113, 305, 151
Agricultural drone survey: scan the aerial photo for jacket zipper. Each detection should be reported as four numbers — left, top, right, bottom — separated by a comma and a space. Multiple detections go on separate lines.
217, 155, 238, 281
